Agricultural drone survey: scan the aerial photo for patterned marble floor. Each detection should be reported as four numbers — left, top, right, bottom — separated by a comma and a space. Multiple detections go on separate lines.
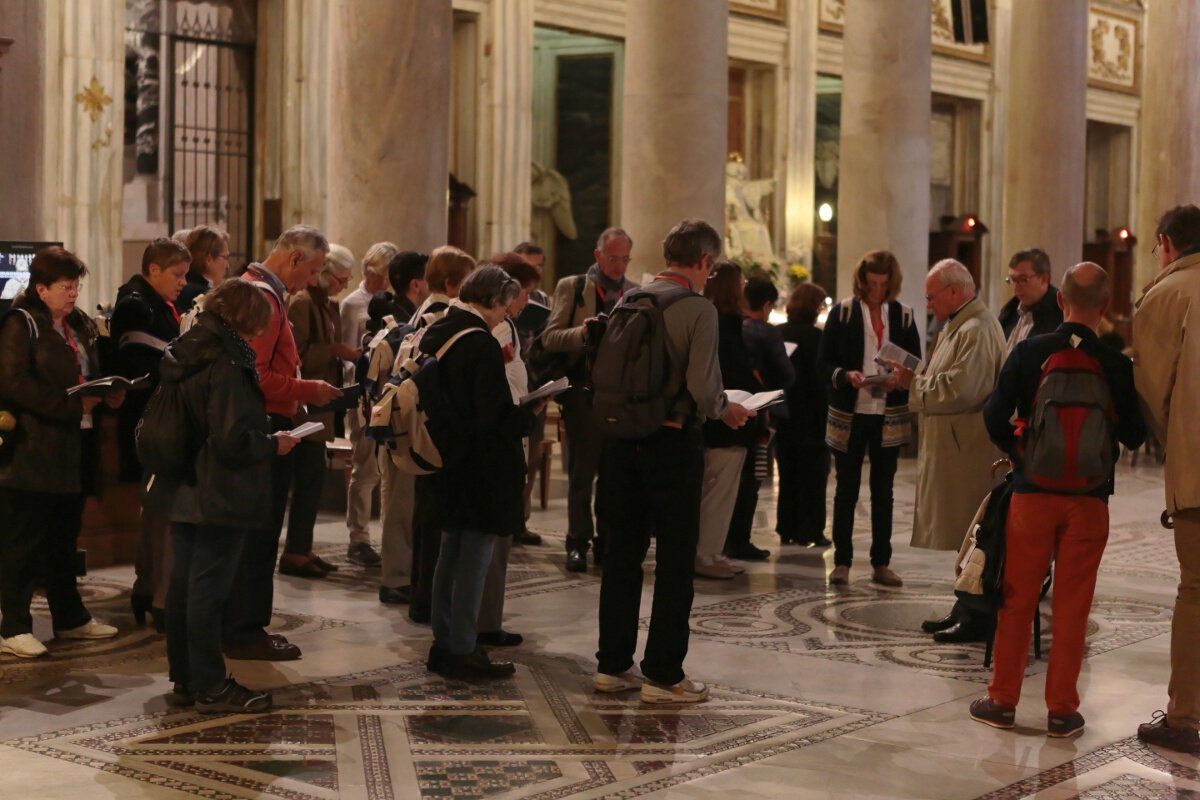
0, 457, 1195, 799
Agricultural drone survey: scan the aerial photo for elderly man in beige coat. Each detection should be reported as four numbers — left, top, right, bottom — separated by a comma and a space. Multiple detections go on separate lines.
1133, 204, 1200, 755
893, 259, 1005, 554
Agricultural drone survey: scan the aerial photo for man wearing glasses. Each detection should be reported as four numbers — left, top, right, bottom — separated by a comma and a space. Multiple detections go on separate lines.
998, 248, 1062, 354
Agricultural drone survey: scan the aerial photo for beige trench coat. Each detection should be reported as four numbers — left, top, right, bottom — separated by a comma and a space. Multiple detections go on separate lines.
1133, 251, 1200, 514
908, 297, 1006, 550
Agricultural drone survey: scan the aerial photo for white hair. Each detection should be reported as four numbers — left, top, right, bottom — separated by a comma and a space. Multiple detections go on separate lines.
273, 224, 329, 258
362, 242, 399, 278
930, 258, 976, 293
323, 243, 355, 277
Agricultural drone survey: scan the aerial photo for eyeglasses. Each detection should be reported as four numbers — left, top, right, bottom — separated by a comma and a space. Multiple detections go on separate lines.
1004, 274, 1038, 286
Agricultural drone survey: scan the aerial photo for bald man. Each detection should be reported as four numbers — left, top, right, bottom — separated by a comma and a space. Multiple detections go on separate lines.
969, 262, 1145, 737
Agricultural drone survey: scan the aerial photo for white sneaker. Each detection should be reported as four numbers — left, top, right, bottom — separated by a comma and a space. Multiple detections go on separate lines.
593, 669, 643, 693
1, 633, 48, 658
641, 677, 709, 705
55, 619, 118, 640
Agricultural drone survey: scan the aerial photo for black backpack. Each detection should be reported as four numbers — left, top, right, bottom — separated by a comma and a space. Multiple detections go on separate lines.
953, 473, 1015, 614
590, 284, 693, 439
135, 375, 202, 485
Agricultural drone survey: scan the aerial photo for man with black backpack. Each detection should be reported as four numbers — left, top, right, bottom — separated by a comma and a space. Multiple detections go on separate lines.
538, 228, 638, 572
591, 219, 752, 705
970, 262, 1145, 738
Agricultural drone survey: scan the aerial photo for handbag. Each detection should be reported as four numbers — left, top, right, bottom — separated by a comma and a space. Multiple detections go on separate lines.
0, 308, 39, 464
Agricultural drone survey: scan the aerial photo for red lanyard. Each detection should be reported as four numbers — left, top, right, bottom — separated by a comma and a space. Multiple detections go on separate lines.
653, 273, 692, 291
166, 300, 181, 325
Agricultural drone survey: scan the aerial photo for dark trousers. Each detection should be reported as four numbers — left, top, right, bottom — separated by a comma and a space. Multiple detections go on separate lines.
167, 522, 246, 695
223, 415, 295, 647
596, 427, 703, 686
0, 488, 90, 638
724, 450, 761, 552
408, 475, 441, 620
831, 414, 899, 568
282, 439, 327, 555
775, 440, 830, 542
561, 389, 607, 554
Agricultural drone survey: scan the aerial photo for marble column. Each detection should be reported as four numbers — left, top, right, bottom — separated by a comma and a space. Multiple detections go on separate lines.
836, 0, 931, 324
1135, 0, 1200, 290
782, 0, 818, 267
479, 0, 534, 256
326, 0, 452, 258
0, 0, 125, 313
619, 0, 727, 278
1000, 0, 1088, 283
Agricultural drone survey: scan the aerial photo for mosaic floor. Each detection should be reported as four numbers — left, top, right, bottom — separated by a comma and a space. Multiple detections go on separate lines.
0, 458, 1195, 799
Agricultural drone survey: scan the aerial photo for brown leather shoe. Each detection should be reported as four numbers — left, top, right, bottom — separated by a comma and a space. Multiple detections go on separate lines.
279, 556, 327, 579
225, 636, 302, 661
872, 566, 903, 587
829, 565, 850, 585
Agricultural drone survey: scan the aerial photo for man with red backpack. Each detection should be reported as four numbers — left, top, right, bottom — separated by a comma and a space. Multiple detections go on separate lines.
971, 262, 1145, 738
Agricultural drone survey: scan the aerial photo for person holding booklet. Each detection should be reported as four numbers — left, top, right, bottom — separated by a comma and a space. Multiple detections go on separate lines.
0, 247, 124, 658
817, 250, 922, 588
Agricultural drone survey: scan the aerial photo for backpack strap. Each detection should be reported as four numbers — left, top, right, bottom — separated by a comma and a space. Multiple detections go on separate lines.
3, 308, 39, 342
433, 326, 488, 360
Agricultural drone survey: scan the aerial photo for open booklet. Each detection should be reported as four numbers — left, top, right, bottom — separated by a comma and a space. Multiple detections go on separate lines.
520, 377, 570, 406
515, 300, 551, 332
724, 388, 786, 412
286, 422, 326, 439
875, 340, 921, 372
67, 374, 150, 397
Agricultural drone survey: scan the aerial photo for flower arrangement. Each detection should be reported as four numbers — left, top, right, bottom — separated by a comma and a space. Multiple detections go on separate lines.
732, 255, 811, 289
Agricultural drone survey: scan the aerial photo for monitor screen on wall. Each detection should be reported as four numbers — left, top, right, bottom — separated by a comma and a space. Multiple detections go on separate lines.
0, 241, 62, 310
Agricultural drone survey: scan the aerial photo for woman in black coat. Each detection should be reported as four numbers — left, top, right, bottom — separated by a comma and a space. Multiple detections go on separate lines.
161, 279, 299, 714
817, 250, 922, 588
0, 248, 124, 659
775, 283, 831, 547
421, 265, 539, 680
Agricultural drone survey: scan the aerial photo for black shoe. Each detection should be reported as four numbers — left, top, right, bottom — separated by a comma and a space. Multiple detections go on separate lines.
1047, 711, 1085, 738
806, 535, 832, 548
224, 635, 302, 661
1138, 711, 1200, 753
196, 677, 273, 714
346, 542, 382, 567
379, 585, 412, 605
933, 621, 990, 644
477, 630, 523, 647
921, 611, 960, 634
150, 606, 167, 634
724, 543, 770, 561
278, 558, 327, 579
311, 554, 339, 573
515, 530, 542, 546
426, 645, 448, 674
442, 648, 516, 680
566, 549, 588, 572
969, 697, 1016, 729
409, 605, 431, 624
130, 593, 152, 625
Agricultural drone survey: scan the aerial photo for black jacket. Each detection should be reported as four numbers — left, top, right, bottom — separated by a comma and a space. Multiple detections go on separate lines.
703, 313, 760, 449
0, 297, 101, 494
998, 286, 1063, 341
775, 320, 827, 447
818, 299, 922, 414
161, 312, 277, 528
982, 322, 1146, 499
176, 272, 210, 314
421, 306, 533, 536
110, 273, 182, 479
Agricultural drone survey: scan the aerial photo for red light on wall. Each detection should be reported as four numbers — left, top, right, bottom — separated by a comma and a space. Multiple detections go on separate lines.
1118, 228, 1129, 239
966, 217, 976, 229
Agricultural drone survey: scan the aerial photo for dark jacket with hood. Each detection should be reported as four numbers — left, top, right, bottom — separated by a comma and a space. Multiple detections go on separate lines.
420, 305, 533, 536
0, 296, 101, 494
998, 285, 1063, 341
110, 272, 182, 480
162, 311, 277, 529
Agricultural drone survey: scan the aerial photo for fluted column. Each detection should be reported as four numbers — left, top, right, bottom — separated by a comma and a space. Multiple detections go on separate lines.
836, 0, 931, 324
1135, 0, 1200, 289
0, 0, 124, 313
479, 0, 534, 255
620, 1, 727, 275
782, 0, 819, 267
326, 0, 452, 256
1000, 0, 1088, 282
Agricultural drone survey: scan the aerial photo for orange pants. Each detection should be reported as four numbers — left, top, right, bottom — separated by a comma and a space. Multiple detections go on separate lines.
988, 492, 1109, 715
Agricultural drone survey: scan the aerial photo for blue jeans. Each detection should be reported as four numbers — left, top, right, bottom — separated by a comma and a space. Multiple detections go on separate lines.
167, 522, 246, 695
430, 530, 496, 655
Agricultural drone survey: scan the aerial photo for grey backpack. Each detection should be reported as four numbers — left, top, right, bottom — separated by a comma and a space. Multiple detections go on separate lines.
590, 285, 693, 439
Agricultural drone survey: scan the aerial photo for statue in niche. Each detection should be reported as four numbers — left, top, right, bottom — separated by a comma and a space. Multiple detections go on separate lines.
531, 161, 578, 241
725, 155, 777, 263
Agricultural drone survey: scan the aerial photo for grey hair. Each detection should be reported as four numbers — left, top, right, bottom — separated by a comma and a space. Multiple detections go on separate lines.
323, 243, 354, 277
362, 241, 399, 277
596, 227, 632, 253
171, 228, 192, 244
273, 224, 329, 258
1061, 262, 1110, 312
930, 258, 975, 293
459, 263, 521, 309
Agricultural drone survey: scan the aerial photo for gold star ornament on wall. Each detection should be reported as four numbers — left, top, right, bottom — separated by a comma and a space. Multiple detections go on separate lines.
75, 76, 112, 123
